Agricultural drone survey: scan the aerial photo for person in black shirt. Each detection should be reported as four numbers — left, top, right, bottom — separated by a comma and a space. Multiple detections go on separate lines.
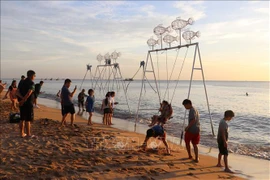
17, 70, 36, 138
33, 81, 44, 108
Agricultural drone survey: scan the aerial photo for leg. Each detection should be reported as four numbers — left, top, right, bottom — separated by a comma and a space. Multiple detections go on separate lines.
224, 155, 233, 173
109, 113, 112, 125
142, 137, 150, 150
162, 137, 170, 154
70, 113, 75, 126
192, 144, 199, 162
185, 141, 192, 159
88, 112, 93, 125
25, 121, 31, 136
61, 114, 68, 126
184, 132, 192, 159
216, 153, 223, 167
20, 120, 25, 137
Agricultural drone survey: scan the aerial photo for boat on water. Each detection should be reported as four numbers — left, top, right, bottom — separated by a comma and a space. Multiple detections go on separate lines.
124, 78, 133, 81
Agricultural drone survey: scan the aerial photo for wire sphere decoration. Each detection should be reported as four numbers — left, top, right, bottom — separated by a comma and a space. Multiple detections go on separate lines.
153, 24, 171, 36
163, 34, 179, 47
182, 30, 200, 44
111, 51, 121, 60
97, 54, 103, 62
171, 17, 194, 31
147, 37, 160, 50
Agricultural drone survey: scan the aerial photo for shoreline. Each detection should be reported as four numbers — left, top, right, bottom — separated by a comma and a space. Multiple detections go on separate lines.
38, 98, 269, 180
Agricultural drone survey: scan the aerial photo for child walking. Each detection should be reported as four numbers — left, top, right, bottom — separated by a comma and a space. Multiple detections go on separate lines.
85, 89, 95, 125
216, 110, 235, 173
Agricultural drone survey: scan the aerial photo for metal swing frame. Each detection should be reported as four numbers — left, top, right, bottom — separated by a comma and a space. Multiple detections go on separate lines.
92, 63, 132, 115
134, 42, 214, 137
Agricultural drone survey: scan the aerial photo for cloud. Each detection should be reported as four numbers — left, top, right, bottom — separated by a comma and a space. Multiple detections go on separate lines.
174, 1, 206, 20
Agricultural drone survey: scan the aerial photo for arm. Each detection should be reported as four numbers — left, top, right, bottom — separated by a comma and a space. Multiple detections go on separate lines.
19, 89, 33, 106
185, 119, 196, 131
69, 86, 77, 98
4, 89, 10, 98
162, 132, 170, 154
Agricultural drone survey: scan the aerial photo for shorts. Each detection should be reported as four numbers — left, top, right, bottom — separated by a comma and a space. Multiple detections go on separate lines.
87, 108, 95, 113
78, 100, 84, 107
185, 131, 200, 145
34, 93, 39, 99
61, 105, 65, 116
20, 105, 34, 121
63, 104, 75, 115
218, 141, 228, 156
104, 108, 112, 114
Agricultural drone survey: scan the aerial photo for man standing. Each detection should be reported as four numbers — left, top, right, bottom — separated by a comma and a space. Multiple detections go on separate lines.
33, 81, 44, 108
60, 79, 77, 127
17, 70, 36, 138
182, 99, 200, 163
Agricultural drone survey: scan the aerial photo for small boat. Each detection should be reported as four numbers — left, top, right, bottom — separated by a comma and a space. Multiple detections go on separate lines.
124, 78, 133, 81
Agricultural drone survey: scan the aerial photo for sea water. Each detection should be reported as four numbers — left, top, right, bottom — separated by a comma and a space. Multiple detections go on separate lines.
2, 79, 269, 160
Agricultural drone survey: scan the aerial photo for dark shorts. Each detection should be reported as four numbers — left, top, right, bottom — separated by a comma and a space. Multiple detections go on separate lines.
34, 93, 39, 99
20, 105, 34, 121
185, 131, 200, 145
63, 104, 75, 115
78, 100, 84, 107
104, 108, 112, 114
218, 141, 228, 156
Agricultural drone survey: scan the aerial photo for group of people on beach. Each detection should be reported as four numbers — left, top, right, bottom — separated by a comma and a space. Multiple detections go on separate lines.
1, 70, 235, 174
143, 98, 235, 173
57, 79, 118, 127
1, 75, 44, 112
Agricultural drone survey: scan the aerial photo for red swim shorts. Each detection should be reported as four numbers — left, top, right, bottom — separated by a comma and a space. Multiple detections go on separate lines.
185, 131, 200, 145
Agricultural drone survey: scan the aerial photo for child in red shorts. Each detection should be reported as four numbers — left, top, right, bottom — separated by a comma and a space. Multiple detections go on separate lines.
182, 99, 200, 163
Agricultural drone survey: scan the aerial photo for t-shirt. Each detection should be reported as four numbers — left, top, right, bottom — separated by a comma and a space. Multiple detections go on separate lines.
217, 119, 228, 143
86, 96, 95, 112
61, 86, 73, 106
187, 107, 200, 134
102, 98, 111, 109
78, 92, 85, 101
19, 78, 35, 106
34, 83, 42, 95
152, 125, 164, 137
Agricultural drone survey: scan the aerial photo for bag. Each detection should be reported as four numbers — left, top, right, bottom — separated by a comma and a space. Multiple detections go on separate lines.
9, 113, 21, 123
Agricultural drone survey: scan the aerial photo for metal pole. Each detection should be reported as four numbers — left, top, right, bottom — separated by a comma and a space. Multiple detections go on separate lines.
149, 42, 197, 53
197, 44, 215, 136
117, 65, 132, 116
80, 69, 88, 90
135, 52, 149, 131
149, 52, 161, 104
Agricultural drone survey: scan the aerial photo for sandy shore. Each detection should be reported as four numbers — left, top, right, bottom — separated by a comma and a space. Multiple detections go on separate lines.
0, 96, 244, 180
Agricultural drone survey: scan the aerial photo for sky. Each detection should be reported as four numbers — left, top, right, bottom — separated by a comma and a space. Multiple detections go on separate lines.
0, 1, 269, 81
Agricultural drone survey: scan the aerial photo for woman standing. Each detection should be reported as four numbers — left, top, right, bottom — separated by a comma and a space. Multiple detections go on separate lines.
4, 80, 18, 111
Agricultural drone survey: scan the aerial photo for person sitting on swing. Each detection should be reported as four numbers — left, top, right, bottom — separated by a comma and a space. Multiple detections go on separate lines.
149, 100, 173, 127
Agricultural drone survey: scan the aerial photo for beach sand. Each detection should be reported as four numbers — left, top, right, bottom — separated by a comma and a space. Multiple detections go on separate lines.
0, 97, 244, 179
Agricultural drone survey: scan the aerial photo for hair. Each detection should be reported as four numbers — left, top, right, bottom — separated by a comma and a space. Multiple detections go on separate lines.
64, 79, 71, 84
27, 70, 35, 78
88, 89, 94, 95
21, 75, 25, 79
11, 80, 16, 87
162, 100, 169, 105
224, 110, 235, 118
146, 129, 154, 138
40, 81, 44, 84
182, 99, 192, 105
110, 91, 115, 97
105, 92, 110, 106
